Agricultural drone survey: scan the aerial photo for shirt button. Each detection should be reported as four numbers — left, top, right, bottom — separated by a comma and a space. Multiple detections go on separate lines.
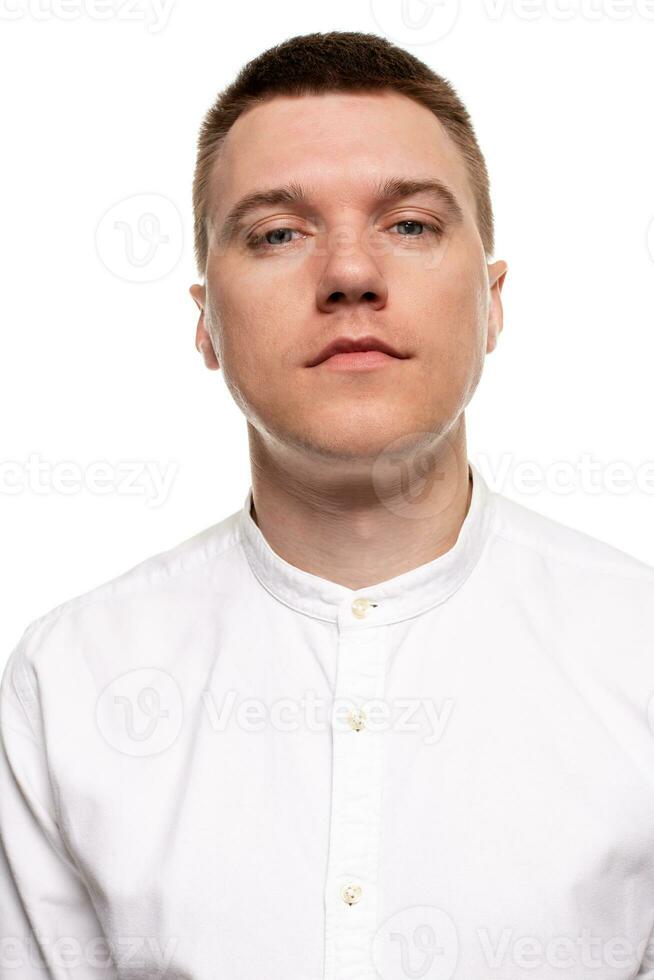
347, 707, 366, 731
351, 597, 376, 619
341, 883, 362, 905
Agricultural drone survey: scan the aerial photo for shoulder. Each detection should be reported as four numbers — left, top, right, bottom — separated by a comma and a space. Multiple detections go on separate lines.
485, 487, 654, 615
489, 489, 653, 580
3, 504, 247, 693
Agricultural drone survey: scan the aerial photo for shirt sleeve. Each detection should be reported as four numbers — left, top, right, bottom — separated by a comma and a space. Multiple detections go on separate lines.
0, 628, 118, 980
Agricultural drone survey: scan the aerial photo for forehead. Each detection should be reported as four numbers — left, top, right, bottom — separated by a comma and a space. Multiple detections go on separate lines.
209, 90, 477, 218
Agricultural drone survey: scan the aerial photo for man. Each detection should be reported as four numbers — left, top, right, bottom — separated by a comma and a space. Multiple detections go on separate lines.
1, 29, 653, 980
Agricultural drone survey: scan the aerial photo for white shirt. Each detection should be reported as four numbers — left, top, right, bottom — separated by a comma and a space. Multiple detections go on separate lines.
2, 460, 654, 980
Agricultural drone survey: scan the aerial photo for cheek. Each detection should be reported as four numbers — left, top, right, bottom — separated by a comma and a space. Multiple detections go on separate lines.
208, 283, 302, 415
417, 272, 483, 356
407, 262, 487, 402
210, 263, 307, 369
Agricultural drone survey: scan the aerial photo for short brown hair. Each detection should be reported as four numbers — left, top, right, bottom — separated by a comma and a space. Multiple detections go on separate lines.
192, 31, 494, 276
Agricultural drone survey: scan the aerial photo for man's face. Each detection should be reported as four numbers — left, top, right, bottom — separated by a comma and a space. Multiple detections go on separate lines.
191, 90, 506, 463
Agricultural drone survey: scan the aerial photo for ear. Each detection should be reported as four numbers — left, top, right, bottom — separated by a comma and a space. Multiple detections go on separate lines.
189, 283, 220, 371
486, 260, 508, 354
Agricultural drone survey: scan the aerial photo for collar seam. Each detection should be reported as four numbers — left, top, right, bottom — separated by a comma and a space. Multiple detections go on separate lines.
237, 521, 339, 623
237, 484, 498, 625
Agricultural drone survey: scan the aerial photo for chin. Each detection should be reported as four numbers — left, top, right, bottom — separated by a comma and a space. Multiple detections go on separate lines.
285, 415, 428, 464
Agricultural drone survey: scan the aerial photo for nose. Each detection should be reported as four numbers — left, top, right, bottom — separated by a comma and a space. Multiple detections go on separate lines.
315, 234, 388, 313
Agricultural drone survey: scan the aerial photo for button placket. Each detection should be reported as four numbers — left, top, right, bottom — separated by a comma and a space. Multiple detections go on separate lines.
323, 604, 386, 980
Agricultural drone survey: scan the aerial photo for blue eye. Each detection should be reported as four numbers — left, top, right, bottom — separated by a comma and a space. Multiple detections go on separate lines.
391, 220, 440, 237
245, 219, 442, 252
246, 228, 300, 250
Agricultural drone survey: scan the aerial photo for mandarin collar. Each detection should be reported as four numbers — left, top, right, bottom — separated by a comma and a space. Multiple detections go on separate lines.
237, 460, 496, 627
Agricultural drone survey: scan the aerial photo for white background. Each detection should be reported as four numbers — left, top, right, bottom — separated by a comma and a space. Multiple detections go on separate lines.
1, 0, 653, 669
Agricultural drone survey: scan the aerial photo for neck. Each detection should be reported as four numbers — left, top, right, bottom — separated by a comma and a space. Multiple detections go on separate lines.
246, 420, 473, 591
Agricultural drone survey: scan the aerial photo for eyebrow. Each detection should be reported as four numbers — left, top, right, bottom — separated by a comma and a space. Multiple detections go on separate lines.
215, 175, 465, 246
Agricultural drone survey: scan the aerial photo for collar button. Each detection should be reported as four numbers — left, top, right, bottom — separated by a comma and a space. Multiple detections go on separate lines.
351, 597, 377, 619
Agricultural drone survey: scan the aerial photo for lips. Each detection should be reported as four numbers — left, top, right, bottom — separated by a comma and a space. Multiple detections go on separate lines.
306, 334, 407, 367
